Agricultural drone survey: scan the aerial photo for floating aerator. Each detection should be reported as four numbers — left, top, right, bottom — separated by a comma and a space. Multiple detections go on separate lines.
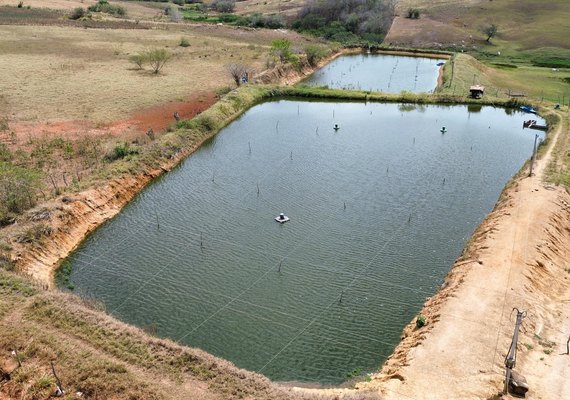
275, 213, 290, 223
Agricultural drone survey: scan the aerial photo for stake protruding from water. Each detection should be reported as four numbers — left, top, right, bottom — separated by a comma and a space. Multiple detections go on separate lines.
248, 141, 252, 154
344, 201, 346, 210
257, 183, 260, 197
200, 232, 204, 249
278, 260, 282, 273
339, 290, 344, 304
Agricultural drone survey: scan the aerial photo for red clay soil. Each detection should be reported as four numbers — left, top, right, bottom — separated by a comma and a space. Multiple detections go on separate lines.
129, 91, 218, 133
6, 92, 218, 146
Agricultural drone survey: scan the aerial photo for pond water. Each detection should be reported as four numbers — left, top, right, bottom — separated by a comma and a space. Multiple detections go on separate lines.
302, 53, 445, 93
61, 100, 543, 384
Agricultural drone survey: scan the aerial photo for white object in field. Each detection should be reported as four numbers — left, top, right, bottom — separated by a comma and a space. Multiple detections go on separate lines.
275, 213, 290, 223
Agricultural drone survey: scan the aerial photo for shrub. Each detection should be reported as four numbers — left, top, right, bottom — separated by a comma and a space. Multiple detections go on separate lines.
179, 37, 190, 47
69, 7, 86, 20
17, 1, 23, 8
0, 162, 43, 220
172, 0, 185, 5
88, 0, 126, 17
270, 38, 292, 63
15, 223, 52, 244
407, 8, 420, 19
129, 53, 147, 69
146, 48, 172, 74
305, 44, 330, 67
105, 142, 137, 161
416, 315, 426, 328
211, 0, 235, 13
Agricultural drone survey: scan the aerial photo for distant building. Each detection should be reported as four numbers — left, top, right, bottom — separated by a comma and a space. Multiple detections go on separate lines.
469, 85, 485, 99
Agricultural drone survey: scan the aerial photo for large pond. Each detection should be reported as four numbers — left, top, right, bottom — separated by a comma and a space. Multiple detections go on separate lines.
61, 100, 543, 384
302, 53, 445, 93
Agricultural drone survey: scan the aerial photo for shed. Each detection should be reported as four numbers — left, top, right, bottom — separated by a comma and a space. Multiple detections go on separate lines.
469, 85, 485, 99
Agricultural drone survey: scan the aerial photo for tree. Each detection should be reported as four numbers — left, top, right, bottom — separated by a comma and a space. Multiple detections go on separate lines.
482, 24, 498, 42
0, 162, 43, 222
146, 48, 172, 74
225, 63, 252, 87
270, 39, 292, 63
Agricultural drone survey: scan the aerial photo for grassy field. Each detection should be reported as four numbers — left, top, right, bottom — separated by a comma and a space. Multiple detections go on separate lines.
0, 23, 274, 123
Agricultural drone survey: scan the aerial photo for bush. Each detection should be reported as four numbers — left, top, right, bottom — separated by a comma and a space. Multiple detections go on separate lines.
172, 0, 185, 5
129, 52, 147, 69
179, 37, 190, 47
416, 315, 426, 328
69, 7, 86, 20
0, 162, 43, 221
88, 0, 126, 17
407, 8, 420, 19
15, 223, 52, 244
105, 142, 137, 161
146, 48, 172, 74
270, 38, 292, 63
211, 0, 235, 13
304, 44, 330, 67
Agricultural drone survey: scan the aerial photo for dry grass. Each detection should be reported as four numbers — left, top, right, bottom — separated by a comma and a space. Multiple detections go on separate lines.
231, 0, 307, 19
0, 0, 167, 19
390, 0, 570, 51
0, 24, 264, 123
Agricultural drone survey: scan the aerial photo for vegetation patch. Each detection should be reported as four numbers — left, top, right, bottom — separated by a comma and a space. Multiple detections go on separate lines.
291, 0, 395, 45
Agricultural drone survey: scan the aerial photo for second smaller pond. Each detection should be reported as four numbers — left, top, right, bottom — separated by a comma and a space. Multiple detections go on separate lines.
303, 53, 444, 93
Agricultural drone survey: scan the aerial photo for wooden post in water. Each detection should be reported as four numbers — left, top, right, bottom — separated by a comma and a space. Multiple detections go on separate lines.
248, 141, 252, 154
529, 134, 539, 177
278, 260, 282, 273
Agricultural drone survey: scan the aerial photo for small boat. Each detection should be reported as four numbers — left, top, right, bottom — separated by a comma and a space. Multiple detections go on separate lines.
275, 213, 290, 224
523, 120, 548, 131
520, 105, 537, 114
436, 61, 445, 66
